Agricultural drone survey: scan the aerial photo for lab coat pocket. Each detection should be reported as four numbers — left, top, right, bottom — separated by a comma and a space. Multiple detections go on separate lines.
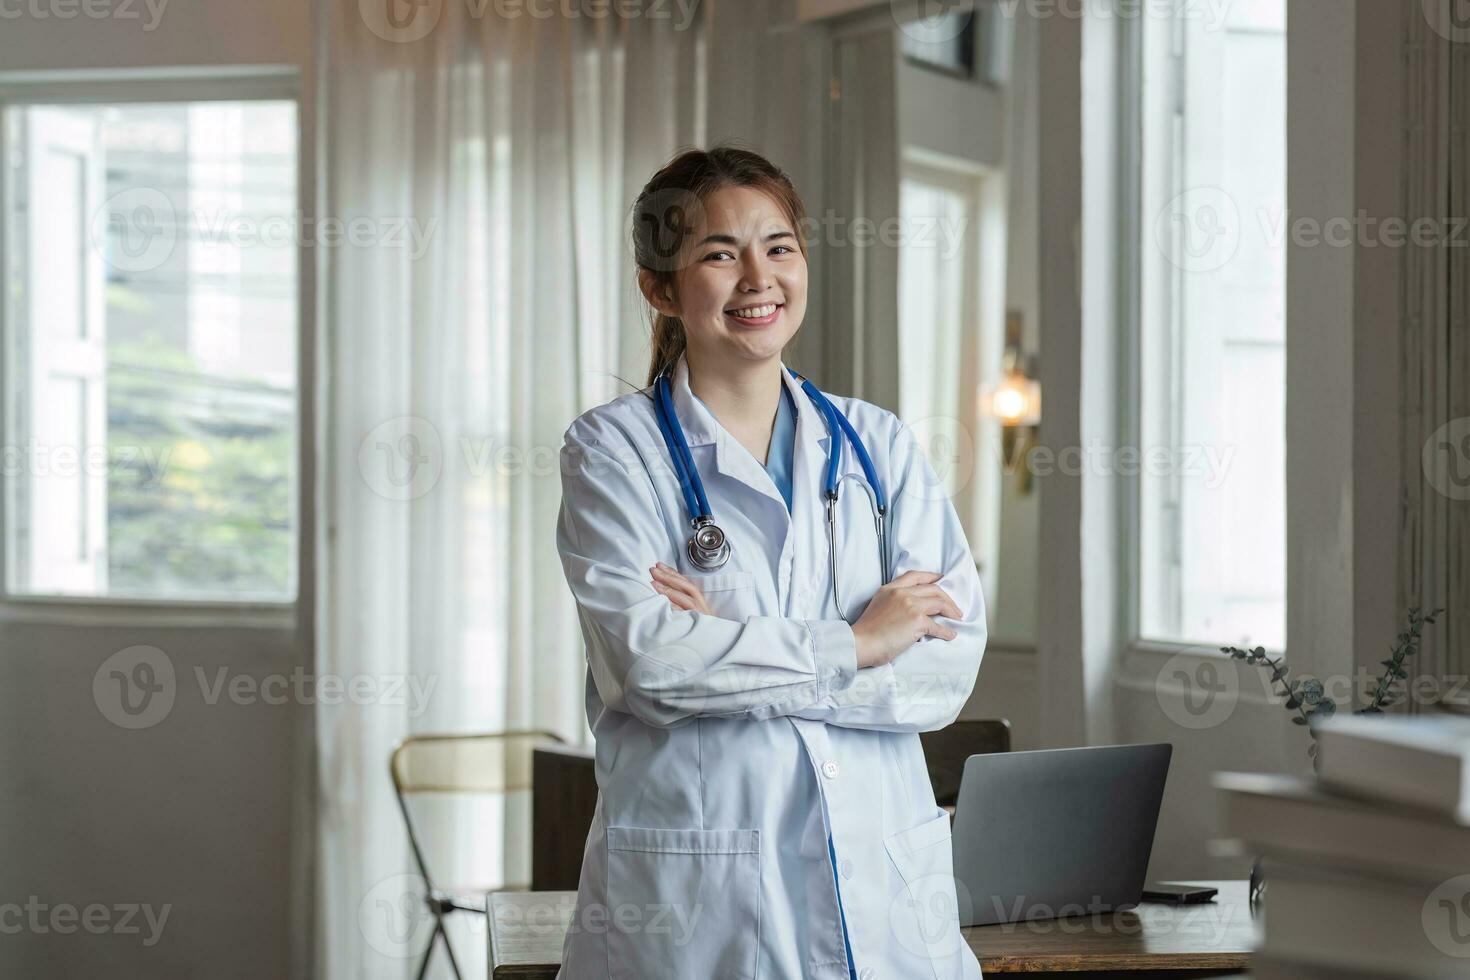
605, 825, 761, 980
689, 570, 758, 622
884, 808, 969, 977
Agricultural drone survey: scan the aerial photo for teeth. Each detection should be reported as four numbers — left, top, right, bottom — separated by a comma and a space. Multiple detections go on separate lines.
728, 303, 778, 318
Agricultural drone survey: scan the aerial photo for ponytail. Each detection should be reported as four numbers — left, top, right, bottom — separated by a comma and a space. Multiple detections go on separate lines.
647, 313, 687, 387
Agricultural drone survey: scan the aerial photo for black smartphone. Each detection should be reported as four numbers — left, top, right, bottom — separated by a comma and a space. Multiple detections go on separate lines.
1141, 883, 1219, 904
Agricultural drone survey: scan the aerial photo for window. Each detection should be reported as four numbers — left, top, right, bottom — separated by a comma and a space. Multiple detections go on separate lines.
1134, 0, 1286, 649
897, 5, 1011, 86
3, 98, 299, 602
898, 170, 973, 433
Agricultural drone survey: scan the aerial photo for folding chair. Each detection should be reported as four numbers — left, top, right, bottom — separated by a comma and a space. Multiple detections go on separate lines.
389, 730, 565, 980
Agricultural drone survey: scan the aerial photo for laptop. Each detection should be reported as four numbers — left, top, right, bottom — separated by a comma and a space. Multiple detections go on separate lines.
948, 742, 1172, 926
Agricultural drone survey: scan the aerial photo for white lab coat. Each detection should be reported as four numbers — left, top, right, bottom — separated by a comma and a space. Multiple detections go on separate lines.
554, 355, 987, 980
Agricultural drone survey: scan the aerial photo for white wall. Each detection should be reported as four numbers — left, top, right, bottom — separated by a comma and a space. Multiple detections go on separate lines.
0, 2, 316, 977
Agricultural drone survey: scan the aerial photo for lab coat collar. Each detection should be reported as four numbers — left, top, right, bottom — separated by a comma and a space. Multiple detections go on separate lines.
665, 354, 833, 513
666, 354, 831, 456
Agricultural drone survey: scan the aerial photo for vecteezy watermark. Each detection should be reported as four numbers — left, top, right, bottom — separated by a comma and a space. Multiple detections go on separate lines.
1257, 209, 1470, 251
990, 0, 1232, 29
1024, 440, 1236, 488
1156, 187, 1242, 274
1423, 0, 1470, 44
359, 416, 446, 502
892, 0, 972, 44
1155, 649, 1242, 731
360, 0, 703, 45
359, 878, 699, 961
621, 641, 975, 723
986, 891, 1243, 942
195, 667, 438, 714
1423, 417, 1470, 501
355, 414, 1237, 504
629, 194, 973, 274
902, 416, 977, 503
1, 441, 172, 483
0, 0, 169, 30
0, 897, 171, 947
90, 187, 438, 274
1154, 648, 1470, 732
94, 646, 177, 731
92, 646, 438, 729
1423, 874, 1470, 958
559, 895, 704, 946
359, 874, 439, 959
888, 869, 972, 961
1158, 189, 1470, 273
798, 210, 970, 260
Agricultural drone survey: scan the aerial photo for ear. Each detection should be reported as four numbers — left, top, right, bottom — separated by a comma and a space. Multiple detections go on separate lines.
637, 268, 680, 319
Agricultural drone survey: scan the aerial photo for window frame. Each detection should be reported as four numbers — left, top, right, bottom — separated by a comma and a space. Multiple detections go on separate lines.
0, 67, 305, 624
1118, 5, 1289, 660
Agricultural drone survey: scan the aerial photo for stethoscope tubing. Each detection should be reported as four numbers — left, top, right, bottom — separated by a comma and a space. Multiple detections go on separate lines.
651, 366, 890, 615
653, 373, 711, 522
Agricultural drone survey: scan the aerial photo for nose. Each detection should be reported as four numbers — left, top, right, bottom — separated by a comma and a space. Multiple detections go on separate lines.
737, 250, 773, 293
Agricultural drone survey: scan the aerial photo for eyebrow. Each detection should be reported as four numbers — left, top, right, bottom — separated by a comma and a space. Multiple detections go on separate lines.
695, 230, 797, 248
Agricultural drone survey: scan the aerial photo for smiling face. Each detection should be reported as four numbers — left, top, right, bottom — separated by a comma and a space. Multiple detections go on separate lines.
639, 183, 808, 373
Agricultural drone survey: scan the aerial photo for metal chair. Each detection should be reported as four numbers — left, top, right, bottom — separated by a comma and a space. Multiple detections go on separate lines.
918, 719, 1012, 808
389, 730, 565, 980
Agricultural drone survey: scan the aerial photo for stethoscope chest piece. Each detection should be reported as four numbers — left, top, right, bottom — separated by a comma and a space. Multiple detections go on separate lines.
651, 365, 888, 599
687, 517, 730, 570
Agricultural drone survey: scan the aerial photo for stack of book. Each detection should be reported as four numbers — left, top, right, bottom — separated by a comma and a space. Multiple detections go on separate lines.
1213, 712, 1470, 979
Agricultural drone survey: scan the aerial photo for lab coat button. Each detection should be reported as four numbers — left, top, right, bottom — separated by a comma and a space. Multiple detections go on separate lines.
859, 969, 875, 980
821, 760, 839, 779
840, 858, 853, 879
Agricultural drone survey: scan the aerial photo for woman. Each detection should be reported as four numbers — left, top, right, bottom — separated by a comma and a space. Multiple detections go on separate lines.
555, 144, 987, 979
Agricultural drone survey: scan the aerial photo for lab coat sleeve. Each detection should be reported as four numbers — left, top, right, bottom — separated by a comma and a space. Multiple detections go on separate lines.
557, 422, 860, 729
790, 417, 987, 733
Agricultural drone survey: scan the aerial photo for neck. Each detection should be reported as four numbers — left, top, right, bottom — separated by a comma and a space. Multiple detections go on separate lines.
685, 352, 785, 460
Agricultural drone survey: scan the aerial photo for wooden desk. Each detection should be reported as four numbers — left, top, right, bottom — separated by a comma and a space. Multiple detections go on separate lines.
488, 880, 1255, 978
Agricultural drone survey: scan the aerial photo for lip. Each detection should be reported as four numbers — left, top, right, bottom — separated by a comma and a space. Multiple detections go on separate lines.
723, 302, 783, 327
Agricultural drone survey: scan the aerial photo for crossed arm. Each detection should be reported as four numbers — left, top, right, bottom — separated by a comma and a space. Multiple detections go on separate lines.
558, 416, 987, 732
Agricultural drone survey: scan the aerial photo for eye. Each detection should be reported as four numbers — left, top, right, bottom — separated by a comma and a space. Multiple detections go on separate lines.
770, 245, 795, 256
702, 249, 734, 262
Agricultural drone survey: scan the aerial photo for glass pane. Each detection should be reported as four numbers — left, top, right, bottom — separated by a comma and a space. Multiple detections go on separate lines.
898, 177, 970, 430
1137, 1, 1286, 649
4, 100, 298, 601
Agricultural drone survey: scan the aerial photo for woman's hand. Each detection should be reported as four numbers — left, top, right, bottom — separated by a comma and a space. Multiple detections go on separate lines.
649, 562, 713, 615
851, 570, 962, 669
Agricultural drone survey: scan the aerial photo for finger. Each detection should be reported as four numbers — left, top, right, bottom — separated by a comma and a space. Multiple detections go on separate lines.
666, 591, 701, 612
651, 564, 701, 592
889, 570, 942, 588
913, 585, 963, 621
924, 617, 958, 641
899, 584, 961, 617
652, 581, 702, 612
652, 575, 706, 610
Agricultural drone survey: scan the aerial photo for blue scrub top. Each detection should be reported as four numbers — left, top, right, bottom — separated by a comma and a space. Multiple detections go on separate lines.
765, 382, 798, 512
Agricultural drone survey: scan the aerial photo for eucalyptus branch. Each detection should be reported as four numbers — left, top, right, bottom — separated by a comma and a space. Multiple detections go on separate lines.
1221, 644, 1335, 761
1361, 607, 1441, 714
1219, 607, 1442, 764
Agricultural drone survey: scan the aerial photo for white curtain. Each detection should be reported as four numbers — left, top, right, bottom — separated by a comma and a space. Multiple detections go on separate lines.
314, 3, 705, 977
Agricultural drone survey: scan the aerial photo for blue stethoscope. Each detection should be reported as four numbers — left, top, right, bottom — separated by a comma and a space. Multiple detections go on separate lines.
651, 366, 891, 615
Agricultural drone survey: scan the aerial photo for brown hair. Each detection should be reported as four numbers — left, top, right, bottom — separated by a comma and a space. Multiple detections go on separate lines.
630, 142, 809, 386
